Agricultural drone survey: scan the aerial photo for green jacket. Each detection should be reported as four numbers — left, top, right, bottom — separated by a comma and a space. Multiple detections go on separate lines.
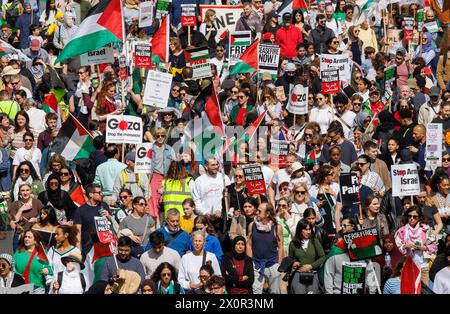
288, 238, 326, 270
13, 250, 53, 289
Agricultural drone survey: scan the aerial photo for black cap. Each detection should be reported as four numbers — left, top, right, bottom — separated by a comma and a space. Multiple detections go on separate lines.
283, 12, 292, 21
268, 11, 279, 19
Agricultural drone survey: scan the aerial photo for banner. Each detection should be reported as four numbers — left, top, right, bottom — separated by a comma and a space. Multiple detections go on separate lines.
200, 5, 243, 43
155, 0, 171, 19
134, 43, 152, 68
185, 46, 212, 80
143, 70, 173, 108
269, 140, 290, 168
135, 143, 153, 173
139, 1, 154, 28
258, 44, 280, 79
391, 164, 420, 197
181, 4, 197, 27
106, 115, 143, 145
287, 85, 308, 115
321, 68, 340, 94
341, 262, 367, 294
119, 55, 128, 81
339, 173, 360, 207
80, 46, 114, 66
228, 31, 252, 66
320, 54, 351, 82
94, 216, 115, 244
426, 123, 442, 167
343, 227, 383, 261
243, 164, 266, 195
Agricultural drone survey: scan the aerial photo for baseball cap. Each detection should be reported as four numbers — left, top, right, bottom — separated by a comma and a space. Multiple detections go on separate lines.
267, 11, 279, 19
369, 88, 380, 95
30, 39, 40, 52
285, 63, 296, 72
125, 151, 136, 162
283, 12, 292, 21
262, 72, 272, 81
396, 47, 406, 56
407, 78, 418, 89
429, 86, 440, 97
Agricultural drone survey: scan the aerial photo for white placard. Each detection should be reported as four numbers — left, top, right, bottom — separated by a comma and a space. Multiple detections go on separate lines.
80, 46, 114, 66
424, 21, 439, 33
391, 164, 420, 197
200, 5, 243, 43
106, 115, 143, 145
258, 44, 280, 78
143, 70, 173, 108
135, 143, 153, 173
139, 2, 154, 28
426, 123, 442, 167
228, 30, 252, 66
287, 85, 308, 115
320, 54, 351, 82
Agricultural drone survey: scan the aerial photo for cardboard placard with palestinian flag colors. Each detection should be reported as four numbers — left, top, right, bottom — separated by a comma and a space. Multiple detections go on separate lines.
383, 64, 396, 96
185, 46, 212, 80
138, 1, 154, 28
343, 227, 383, 261
391, 164, 420, 197
143, 69, 173, 108
321, 68, 340, 94
119, 54, 128, 80
258, 44, 280, 79
228, 31, 252, 66
134, 43, 152, 68
94, 216, 115, 244
243, 164, 266, 195
105, 115, 143, 145
200, 5, 243, 43
287, 84, 308, 114
135, 143, 153, 173
341, 262, 367, 294
339, 173, 360, 207
155, 0, 171, 19
269, 140, 290, 168
181, 4, 197, 27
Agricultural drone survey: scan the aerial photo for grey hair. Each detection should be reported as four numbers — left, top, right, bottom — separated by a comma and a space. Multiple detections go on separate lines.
191, 230, 206, 240
166, 208, 180, 218
24, 98, 36, 108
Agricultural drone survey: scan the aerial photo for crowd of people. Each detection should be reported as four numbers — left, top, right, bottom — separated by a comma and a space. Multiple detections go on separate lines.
0, 0, 450, 295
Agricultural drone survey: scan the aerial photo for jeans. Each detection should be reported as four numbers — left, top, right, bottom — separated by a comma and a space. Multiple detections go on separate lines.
252, 263, 281, 294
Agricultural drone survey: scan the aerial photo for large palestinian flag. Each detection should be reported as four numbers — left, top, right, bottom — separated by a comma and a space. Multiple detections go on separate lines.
229, 39, 259, 75
52, 115, 95, 161
55, 0, 124, 64
0, 39, 30, 61
151, 15, 170, 63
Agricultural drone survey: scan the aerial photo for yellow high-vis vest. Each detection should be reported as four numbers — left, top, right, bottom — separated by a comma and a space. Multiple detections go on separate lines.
162, 177, 192, 217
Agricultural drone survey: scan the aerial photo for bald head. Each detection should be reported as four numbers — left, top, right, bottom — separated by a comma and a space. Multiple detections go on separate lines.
412, 125, 426, 143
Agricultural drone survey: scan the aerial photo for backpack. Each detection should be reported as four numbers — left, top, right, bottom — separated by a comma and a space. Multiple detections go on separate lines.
57, 271, 86, 293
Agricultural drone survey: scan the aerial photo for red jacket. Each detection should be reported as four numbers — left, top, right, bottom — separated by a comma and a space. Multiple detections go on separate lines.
275, 25, 303, 59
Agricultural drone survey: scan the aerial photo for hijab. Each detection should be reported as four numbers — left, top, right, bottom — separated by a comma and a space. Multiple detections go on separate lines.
354, 111, 369, 129
46, 172, 64, 209
230, 236, 247, 261
422, 32, 433, 53
382, 234, 403, 267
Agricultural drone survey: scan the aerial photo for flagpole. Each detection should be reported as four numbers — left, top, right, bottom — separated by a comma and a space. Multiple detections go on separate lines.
39, 241, 54, 273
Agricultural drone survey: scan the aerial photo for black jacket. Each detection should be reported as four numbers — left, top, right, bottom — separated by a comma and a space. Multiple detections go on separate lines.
380, 189, 403, 233
312, 225, 332, 254
220, 253, 254, 293
308, 26, 334, 54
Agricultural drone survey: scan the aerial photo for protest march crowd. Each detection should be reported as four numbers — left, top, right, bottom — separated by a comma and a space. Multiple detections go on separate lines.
0, 0, 450, 296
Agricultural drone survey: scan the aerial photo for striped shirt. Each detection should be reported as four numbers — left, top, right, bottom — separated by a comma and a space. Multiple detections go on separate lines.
383, 278, 401, 294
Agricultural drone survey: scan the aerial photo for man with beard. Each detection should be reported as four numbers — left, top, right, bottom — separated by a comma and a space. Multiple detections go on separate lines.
327, 146, 350, 183
419, 86, 442, 125
333, 93, 356, 139
323, 121, 357, 166
432, 101, 450, 130
100, 236, 146, 284
275, 62, 297, 97
363, 141, 391, 191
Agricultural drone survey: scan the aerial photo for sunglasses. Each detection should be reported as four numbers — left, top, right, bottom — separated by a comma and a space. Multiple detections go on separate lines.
353, 102, 362, 106
216, 49, 224, 52
10, 81, 20, 85
163, 112, 173, 116
235, 175, 244, 178
20, 168, 30, 173
24, 138, 33, 142
161, 273, 171, 277
294, 190, 307, 195
304, 133, 313, 137
238, 96, 246, 99
180, 92, 186, 96
332, 41, 339, 44
356, 162, 367, 167
277, 204, 288, 208
231, 90, 239, 94
408, 214, 419, 219
136, 202, 147, 206
172, 88, 180, 92
443, 158, 450, 162
355, 76, 361, 80
156, 134, 165, 138
120, 195, 129, 200
316, 97, 324, 101
60, 172, 70, 176
49, 181, 59, 186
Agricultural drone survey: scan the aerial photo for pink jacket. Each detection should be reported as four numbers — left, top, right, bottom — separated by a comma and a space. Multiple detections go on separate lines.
394, 224, 437, 256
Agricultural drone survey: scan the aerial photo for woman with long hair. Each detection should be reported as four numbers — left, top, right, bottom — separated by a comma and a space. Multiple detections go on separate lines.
92, 81, 123, 133
10, 160, 45, 201
12, 131, 41, 180
169, 37, 186, 82
373, 234, 404, 286
303, 208, 331, 253
223, 86, 240, 124
75, 66, 94, 127
42, 153, 68, 185
361, 194, 390, 242
290, 183, 323, 229
161, 160, 193, 218
59, 165, 86, 206
0, 113, 11, 149
192, 215, 223, 264
199, 9, 218, 53
343, 26, 363, 65
151, 262, 184, 294
257, 87, 282, 123
292, 9, 311, 39
32, 205, 58, 250
7, 110, 36, 160
288, 219, 325, 294
276, 196, 293, 257
309, 93, 333, 135
179, 147, 204, 180
13, 229, 53, 293
430, 173, 450, 234
47, 224, 80, 276
180, 198, 198, 234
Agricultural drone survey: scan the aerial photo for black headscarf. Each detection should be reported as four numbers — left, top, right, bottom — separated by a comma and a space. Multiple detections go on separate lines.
86, 280, 109, 294
229, 236, 247, 261
45, 172, 64, 209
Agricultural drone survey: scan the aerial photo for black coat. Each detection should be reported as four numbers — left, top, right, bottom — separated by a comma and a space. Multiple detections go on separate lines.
220, 253, 254, 293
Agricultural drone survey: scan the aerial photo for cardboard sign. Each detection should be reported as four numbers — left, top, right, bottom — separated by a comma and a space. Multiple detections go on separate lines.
426, 123, 442, 167
243, 164, 266, 195
143, 70, 173, 108
138, 1, 154, 28
404, 17, 415, 30
200, 5, 243, 43
287, 85, 308, 115
339, 173, 360, 207
320, 54, 351, 82
134, 43, 152, 68
228, 31, 252, 66
185, 46, 212, 79
155, 0, 171, 19
424, 21, 439, 33
343, 227, 383, 261
94, 216, 115, 244
384, 64, 396, 89
135, 143, 153, 173
270, 140, 290, 168
341, 262, 367, 294
181, 4, 197, 27
106, 115, 143, 145
258, 44, 280, 79
80, 46, 114, 66
391, 164, 420, 197
119, 55, 128, 81
321, 68, 340, 94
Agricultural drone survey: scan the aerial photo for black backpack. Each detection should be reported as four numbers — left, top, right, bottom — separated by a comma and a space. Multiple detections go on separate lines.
57, 271, 86, 293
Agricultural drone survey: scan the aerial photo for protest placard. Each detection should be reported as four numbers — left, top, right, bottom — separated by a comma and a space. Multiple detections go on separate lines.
0, 284, 34, 294
339, 173, 360, 207
258, 44, 280, 79
80, 46, 114, 66
391, 164, 420, 197
343, 227, 383, 261
341, 262, 367, 294
106, 115, 143, 145
119, 55, 128, 80
94, 216, 115, 244
138, 1, 154, 28
155, 0, 171, 19
229, 31, 252, 66
181, 4, 196, 27
185, 46, 212, 79
321, 68, 340, 94
134, 43, 152, 68
417, 9, 424, 31
320, 54, 350, 82
287, 85, 308, 115
424, 21, 439, 33
404, 17, 414, 40
243, 164, 266, 195
200, 5, 243, 43
135, 143, 153, 173
270, 140, 290, 168
143, 70, 173, 108
426, 123, 442, 167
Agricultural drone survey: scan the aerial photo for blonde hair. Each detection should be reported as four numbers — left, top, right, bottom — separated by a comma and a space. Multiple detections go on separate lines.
204, 9, 216, 23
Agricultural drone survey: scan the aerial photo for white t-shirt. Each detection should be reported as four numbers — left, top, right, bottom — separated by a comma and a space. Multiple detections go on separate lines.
178, 251, 222, 290
433, 267, 450, 294
13, 147, 42, 177
26, 107, 47, 134
193, 173, 231, 215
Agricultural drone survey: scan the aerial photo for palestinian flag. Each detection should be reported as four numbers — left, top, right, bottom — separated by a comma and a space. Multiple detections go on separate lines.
42, 93, 58, 114
83, 242, 113, 285
37, 242, 50, 263
229, 39, 259, 75
347, 234, 382, 261
55, 0, 124, 64
355, 0, 386, 25
304, 150, 316, 166
151, 15, 170, 63
185, 47, 209, 64
52, 114, 95, 161
401, 255, 422, 294
319, 239, 347, 285
229, 32, 251, 46
69, 184, 86, 207
277, 0, 309, 20
0, 39, 31, 61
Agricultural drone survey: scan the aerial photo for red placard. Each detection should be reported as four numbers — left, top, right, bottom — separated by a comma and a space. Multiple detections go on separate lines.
404, 30, 413, 41
181, 16, 196, 27
322, 81, 340, 94
134, 44, 152, 68
243, 164, 266, 195
321, 68, 340, 95
94, 216, 115, 244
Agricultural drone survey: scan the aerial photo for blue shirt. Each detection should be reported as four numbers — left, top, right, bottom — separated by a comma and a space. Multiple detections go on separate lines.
94, 158, 127, 196
188, 234, 223, 264
145, 227, 191, 258
383, 277, 401, 294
